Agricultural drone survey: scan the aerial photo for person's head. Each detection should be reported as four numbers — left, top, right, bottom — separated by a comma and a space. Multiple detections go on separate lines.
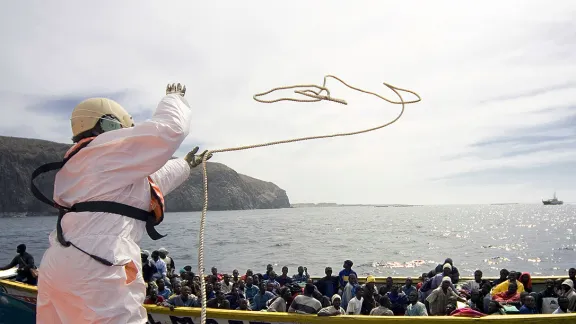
545, 279, 555, 290
558, 296, 569, 311
474, 270, 483, 283
349, 273, 358, 284
213, 282, 222, 293
366, 276, 376, 289
481, 282, 492, 296
173, 282, 182, 295
390, 284, 400, 295
223, 274, 231, 283
524, 295, 536, 309
442, 263, 452, 276
266, 264, 273, 273
156, 278, 165, 290
508, 282, 518, 294
379, 295, 392, 309
499, 269, 509, 280
297, 266, 304, 275
158, 247, 168, 258
386, 276, 393, 286
70, 98, 134, 143
441, 277, 452, 290
149, 288, 158, 299
304, 283, 315, 296
519, 272, 531, 285
252, 275, 260, 286
141, 250, 150, 262
520, 291, 529, 305
405, 277, 413, 287
238, 280, 245, 290
151, 250, 160, 261
16, 244, 26, 254
421, 272, 428, 282
183, 265, 192, 272
355, 286, 364, 300
555, 279, 563, 290
258, 283, 266, 294
444, 258, 453, 266
507, 271, 517, 282
211, 267, 218, 275
281, 266, 288, 276
408, 290, 419, 304
569, 268, 576, 279
332, 294, 342, 309
233, 269, 239, 277
266, 282, 274, 292
325, 267, 333, 277
246, 276, 253, 286
280, 287, 291, 300
561, 279, 574, 293
239, 298, 249, 310
269, 271, 277, 280
216, 291, 225, 301
181, 286, 191, 300
246, 269, 253, 277
488, 300, 502, 314
343, 260, 353, 270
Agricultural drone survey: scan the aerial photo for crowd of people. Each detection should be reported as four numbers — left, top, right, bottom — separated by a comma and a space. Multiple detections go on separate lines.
141, 250, 576, 316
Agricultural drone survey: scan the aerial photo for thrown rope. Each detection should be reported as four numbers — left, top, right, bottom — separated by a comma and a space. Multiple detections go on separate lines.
197, 75, 421, 323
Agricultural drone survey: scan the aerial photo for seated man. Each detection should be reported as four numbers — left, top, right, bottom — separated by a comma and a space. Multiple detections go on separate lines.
162, 286, 199, 310
0, 244, 36, 285
288, 283, 322, 314
493, 282, 521, 306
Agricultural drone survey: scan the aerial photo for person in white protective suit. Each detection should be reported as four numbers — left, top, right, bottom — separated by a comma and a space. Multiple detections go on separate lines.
33, 83, 211, 323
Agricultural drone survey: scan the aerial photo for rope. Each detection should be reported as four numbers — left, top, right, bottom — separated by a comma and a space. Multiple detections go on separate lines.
196, 75, 421, 323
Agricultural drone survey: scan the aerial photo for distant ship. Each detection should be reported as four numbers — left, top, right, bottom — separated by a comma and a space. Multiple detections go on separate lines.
542, 192, 563, 205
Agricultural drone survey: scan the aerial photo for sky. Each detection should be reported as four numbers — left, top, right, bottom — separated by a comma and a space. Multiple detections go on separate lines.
1, 1, 575, 205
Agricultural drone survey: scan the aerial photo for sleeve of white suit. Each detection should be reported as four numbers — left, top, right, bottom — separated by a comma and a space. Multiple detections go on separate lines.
149, 158, 191, 196
84, 94, 192, 188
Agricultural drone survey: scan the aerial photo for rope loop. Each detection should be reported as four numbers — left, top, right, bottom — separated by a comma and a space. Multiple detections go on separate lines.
197, 75, 421, 324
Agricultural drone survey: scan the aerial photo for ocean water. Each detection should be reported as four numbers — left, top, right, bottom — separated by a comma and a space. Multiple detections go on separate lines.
1, 205, 574, 278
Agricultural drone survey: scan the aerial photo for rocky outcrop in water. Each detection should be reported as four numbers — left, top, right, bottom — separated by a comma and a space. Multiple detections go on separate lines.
0, 136, 290, 215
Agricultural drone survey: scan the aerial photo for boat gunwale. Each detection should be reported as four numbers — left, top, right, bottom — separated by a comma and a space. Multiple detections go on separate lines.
2, 278, 576, 322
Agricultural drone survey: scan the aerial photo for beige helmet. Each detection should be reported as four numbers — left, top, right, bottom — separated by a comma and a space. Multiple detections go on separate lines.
70, 98, 134, 142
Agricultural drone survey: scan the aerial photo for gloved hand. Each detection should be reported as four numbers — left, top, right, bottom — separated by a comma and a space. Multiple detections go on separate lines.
166, 83, 186, 97
185, 147, 213, 168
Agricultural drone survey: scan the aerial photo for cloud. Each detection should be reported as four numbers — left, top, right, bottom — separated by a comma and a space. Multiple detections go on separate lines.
1, 0, 576, 204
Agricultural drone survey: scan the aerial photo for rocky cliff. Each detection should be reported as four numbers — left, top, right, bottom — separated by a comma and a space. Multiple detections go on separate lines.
0, 136, 290, 215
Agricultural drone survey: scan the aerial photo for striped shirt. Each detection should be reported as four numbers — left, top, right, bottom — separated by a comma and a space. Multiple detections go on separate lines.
288, 295, 322, 314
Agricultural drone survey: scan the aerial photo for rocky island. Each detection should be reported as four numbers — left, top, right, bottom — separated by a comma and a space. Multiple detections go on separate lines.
0, 136, 290, 215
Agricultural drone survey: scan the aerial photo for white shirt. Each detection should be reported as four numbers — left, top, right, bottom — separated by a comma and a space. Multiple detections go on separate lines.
154, 258, 167, 278
346, 297, 363, 315
552, 307, 571, 314
221, 281, 233, 294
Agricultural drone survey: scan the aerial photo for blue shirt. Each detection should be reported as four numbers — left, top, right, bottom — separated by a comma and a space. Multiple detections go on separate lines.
252, 291, 275, 310
519, 305, 538, 314
338, 268, 357, 288
158, 287, 172, 300
244, 285, 260, 302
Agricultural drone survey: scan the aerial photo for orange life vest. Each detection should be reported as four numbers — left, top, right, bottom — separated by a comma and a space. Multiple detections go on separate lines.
31, 136, 167, 266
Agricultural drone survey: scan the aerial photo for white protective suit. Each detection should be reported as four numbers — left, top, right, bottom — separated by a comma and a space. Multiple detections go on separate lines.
37, 93, 192, 323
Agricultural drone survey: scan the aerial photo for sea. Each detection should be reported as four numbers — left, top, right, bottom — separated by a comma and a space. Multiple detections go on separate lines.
1, 205, 574, 278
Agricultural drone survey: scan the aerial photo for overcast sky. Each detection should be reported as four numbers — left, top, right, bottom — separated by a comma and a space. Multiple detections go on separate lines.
1, 1, 575, 205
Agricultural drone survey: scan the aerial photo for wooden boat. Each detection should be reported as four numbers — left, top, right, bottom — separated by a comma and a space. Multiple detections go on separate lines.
1, 269, 575, 323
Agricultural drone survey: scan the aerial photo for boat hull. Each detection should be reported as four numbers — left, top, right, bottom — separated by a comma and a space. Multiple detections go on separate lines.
2, 277, 576, 323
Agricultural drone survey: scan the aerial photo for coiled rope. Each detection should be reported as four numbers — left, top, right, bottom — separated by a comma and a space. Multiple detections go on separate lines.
197, 75, 421, 323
